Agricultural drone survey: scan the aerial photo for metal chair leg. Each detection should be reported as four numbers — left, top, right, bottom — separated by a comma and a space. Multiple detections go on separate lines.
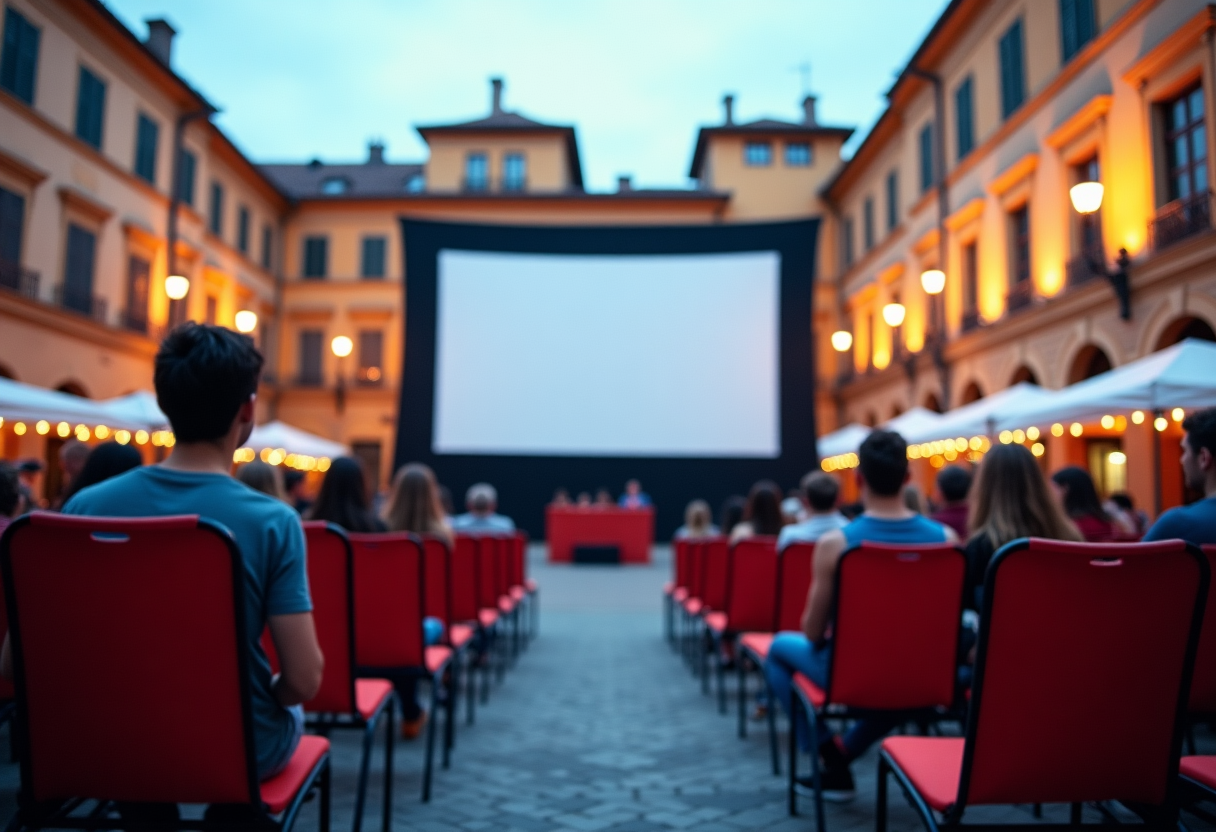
382, 700, 394, 832
319, 757, 331, 832
352, 717, 377, 832
443, 667, 455, 770
466, 650, 476, 726
422, 682, 440, 803
877, 754, 889, 832
737, 657, 748, 738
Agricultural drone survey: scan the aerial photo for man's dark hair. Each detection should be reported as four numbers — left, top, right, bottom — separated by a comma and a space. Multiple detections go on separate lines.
154, 323, 263, 443
1183, 407, 1216, 459
801, 471, 840, 512
936, 465, 973, 503
858, 429, 908, 497
0, 462, 20, 516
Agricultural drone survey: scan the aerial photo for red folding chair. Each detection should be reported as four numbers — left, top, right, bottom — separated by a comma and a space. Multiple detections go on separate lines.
878, 538, 1208, 832
301, 523, 395, 832
473, 536, 509, 686
705, 537, 779, 714
679, 540, 708, 668
348, 532, 453, 803
421, 535, 477, 728
665, 539, 690, 645
0, 513, 330, 831
452, 534, 496, 706
1180, 755, 1216, 821
696, 538, 730, 697
790, 541, 965, 826
1187, 545, 1216, 752
491, 535, 523, 665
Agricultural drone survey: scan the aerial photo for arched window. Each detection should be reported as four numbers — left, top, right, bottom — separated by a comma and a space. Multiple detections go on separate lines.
961, 381, 984, 404
1067, 345, 1111, 384
1155, 315, 1216, 350
1010, 365, 1038, 385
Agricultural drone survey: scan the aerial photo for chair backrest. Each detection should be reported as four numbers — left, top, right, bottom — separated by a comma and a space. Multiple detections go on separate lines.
958, 538, 1207, 810
723, 536, 779, 632
686, 540, 705, 600
450, 534, 480, 622
504, 531, 527, 588
828, 542, 964, 710
775, 542, 815, 633
673, 539, 690, 589
0, 549, 12, 702
348, 532, 426, 669
301, 521, 357, 715
1191, 545, 1216, 713
475, 536, 500, 608
421, 535, 452, 626
494, 535, 513, 596
0, 513, 258, 806
701, 537, 730, 611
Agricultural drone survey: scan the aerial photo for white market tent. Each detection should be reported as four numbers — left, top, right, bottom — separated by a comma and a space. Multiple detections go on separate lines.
98, 390, 170, 431
816, 407, 945, 459
0, 376, 109, 426
900, 382, 1054, 444
242, 421, 347, 460
997, 338, 1216, 431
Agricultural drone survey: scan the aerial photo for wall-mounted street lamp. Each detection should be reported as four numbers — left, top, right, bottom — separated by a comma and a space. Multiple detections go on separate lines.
830, 330, 853, 352
1069, 180, 1131, 320
882, 302, 906, 328
164, 274, 190, 301
920, 269, 945, 296
234, 310, 258, 333
331, 335, 353, 414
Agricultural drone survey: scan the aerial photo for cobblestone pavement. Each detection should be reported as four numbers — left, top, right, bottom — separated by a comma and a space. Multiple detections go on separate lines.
0, 545, 1211, 831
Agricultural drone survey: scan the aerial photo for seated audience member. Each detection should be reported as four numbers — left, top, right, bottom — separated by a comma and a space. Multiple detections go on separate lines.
930, 465, 972, 539
781, 492, 807, 525
719, 495, 747, 537
576, 491, 593, 508
777, 472, 848, 551
1050, 466, 1121, 542
1145, 406, 1216, 545
306, 456, 386, 533
730, 480, 784, 542
619, 479, 652, 509
52, 439, 90, 509
964, 444, 1081, 610
60, 441, 143, 505
764, 430, 955, 800
237, 460, 285, 501
1104, 493, 1142, 539
437, 484, 455, 519
283, 468, 312, 515
594, 488, 615, 508
16, 460, 43, 510
551, 488, 571, 507
673, 499, 718, 539
452, 482, 515, 533
28, 323, 323, 782
903, 482, 929, 515
0, 462, 20, 536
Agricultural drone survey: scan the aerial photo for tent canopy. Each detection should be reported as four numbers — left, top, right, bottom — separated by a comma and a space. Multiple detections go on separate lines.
242, 421, 347, 460
98, 391, 170, 431
0, 376, 108, 426
816, 407, 945, 458
900, 383, 1052, 444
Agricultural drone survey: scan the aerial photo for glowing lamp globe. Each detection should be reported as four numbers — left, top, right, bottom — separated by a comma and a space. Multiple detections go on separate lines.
882, 302, 906, 328
331, 335, 353, 358
164, 274, 190, 300
1069, 181, 1104, 214
234, 310, 258, 333
920, 269, 946, 295
830, 330, 853, 352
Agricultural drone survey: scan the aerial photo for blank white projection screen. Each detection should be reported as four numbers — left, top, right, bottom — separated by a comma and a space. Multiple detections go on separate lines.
432, 249, 781, 458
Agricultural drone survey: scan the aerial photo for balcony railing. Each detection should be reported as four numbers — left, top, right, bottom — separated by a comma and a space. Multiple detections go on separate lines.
120, 310, 165, 343
960, 307, 981, 334
1065, 253, 1102, 289
0, 260, 40, 299
53, 284, 107, 324
1006, 280, 1034, 315
1151, 190, 1212, 251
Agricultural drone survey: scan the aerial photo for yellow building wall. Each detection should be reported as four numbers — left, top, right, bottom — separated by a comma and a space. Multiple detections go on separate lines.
425, 133, 571, 193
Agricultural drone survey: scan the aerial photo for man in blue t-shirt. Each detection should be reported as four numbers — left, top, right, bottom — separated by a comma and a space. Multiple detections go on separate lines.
764, 429, 955, 802
1145, 406, 1216, 545
451, 482, 515, 533
39, 324, 321, 781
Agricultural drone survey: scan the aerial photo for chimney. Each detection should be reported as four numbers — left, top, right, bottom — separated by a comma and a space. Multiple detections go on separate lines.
723, 94, 735, 126
617, 175, 632, 192
367, 140, 385, 164
144, 18, 176, 66
802, 95, 818, 126
491, 77, 504, 115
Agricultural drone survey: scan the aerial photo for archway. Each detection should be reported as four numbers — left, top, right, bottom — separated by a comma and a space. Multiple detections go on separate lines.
891, 405, 904, 419
960, 381, 984, 405
865, 411, 879, 428
923, 392, 943, 413
1010, 365, 1038, 385
0, 363, 14, 380
55, 381, 89, 398
1155, 315, 1216, 350
1067, 344, 1112, 384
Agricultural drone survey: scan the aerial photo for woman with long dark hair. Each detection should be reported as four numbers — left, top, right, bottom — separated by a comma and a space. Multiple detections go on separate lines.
306, 456, 386, 532
1050, 465, 1120, 542
61, 442, 143, 504
382, 462, 452, 544
729, 480, 784, 541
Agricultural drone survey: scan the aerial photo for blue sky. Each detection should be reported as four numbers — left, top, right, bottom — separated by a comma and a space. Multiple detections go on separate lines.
106, 0, 950, 192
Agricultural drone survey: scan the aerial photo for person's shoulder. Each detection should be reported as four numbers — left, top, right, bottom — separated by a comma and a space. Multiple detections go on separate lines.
63, 466, 152, 513
450, 513, 474, 528
1145, 499, 1216, 541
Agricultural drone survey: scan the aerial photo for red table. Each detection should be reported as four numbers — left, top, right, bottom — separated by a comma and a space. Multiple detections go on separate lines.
545, 507, 654, 564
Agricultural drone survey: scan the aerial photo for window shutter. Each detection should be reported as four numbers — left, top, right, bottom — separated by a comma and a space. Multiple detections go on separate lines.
126, 255, 149, 328
300, 330, 323, 384
920, 124, 934, 192
63, 224, 96, 313
0, 186, 24, 265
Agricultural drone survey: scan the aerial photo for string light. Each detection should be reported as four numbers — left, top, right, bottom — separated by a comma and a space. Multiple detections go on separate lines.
1012, 429, 1026, 444
1051, 423, 1064, 437
999, 430, 1013, 444
114, 430, 131, 445
135, 430, 149, 445
95, 425, 110, 439
1026, 426, 1040, 441
1154, 416, 1168, 432
56, 422, 70, 438
1031, 442, 1045, 457
1070, 422, 1084, 437
1108, 451, 1127, 465
1172, 407, 1185, 422
13, 422, 26, 436
1131, 410, 1145, 425
1114, 415, 1128, 431
35, 421, 49, 435
1100, 415, 1115, 429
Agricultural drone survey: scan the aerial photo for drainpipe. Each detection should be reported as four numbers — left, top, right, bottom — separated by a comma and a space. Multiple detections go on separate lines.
166, 106, 216, 325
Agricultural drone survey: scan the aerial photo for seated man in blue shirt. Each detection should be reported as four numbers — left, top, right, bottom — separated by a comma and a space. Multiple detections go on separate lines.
4, 323, 324, 784
777, 471, 849, 552
764, 429, 955, 801
618, 479, 652, 509
1144, 406, 1216, 545
451, 482, 515, 533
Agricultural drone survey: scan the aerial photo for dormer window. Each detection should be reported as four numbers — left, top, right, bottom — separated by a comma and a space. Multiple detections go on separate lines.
785, 142, 811, 166
465, 153, 488, 192
320, 177, 348, 195
744, 141, 773, 166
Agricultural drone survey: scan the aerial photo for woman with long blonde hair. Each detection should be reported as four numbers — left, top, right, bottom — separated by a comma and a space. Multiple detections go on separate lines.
965, 443, 1081, 609
383, 462, 452, 545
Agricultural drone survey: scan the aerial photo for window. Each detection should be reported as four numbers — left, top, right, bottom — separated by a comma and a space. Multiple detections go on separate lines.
503, 153, 526, 191
261, 224, 273, 270
204, 294, 218, 325
75, 66, 106, 150
237, 206, 249, 254
885, 171, 899, 231
1060, 0, 1096, 63
302, 236, 327, 279
1165, 85, 1207, 202
919, 124, 934, 193
1010, 205, 1031, 285
62, 223, 96, 315
405, 172, 425, 193
465, 153, 488, 191
999, 19, 1026, 119
962, 240, 978, 314
320, 177, 348, 195
209, 181, 224, 237
134, 113, 158, 184
357, 330, 384, 384
0, 185, 24, 271
863, 197, 875, 251
124, 255, 149, 332
842, 216, 855, 268
361, 236, 386, 279
785, 142, 811, 166
955, 75, 975, 159
298, 330, 323, 386
744, 142, 773, 166
1, 8, 39, 105
177, 149, 196, 207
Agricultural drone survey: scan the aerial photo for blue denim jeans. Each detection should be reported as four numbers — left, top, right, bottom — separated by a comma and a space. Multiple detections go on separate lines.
763, 632, 898, 758
260, 704, 305, 780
